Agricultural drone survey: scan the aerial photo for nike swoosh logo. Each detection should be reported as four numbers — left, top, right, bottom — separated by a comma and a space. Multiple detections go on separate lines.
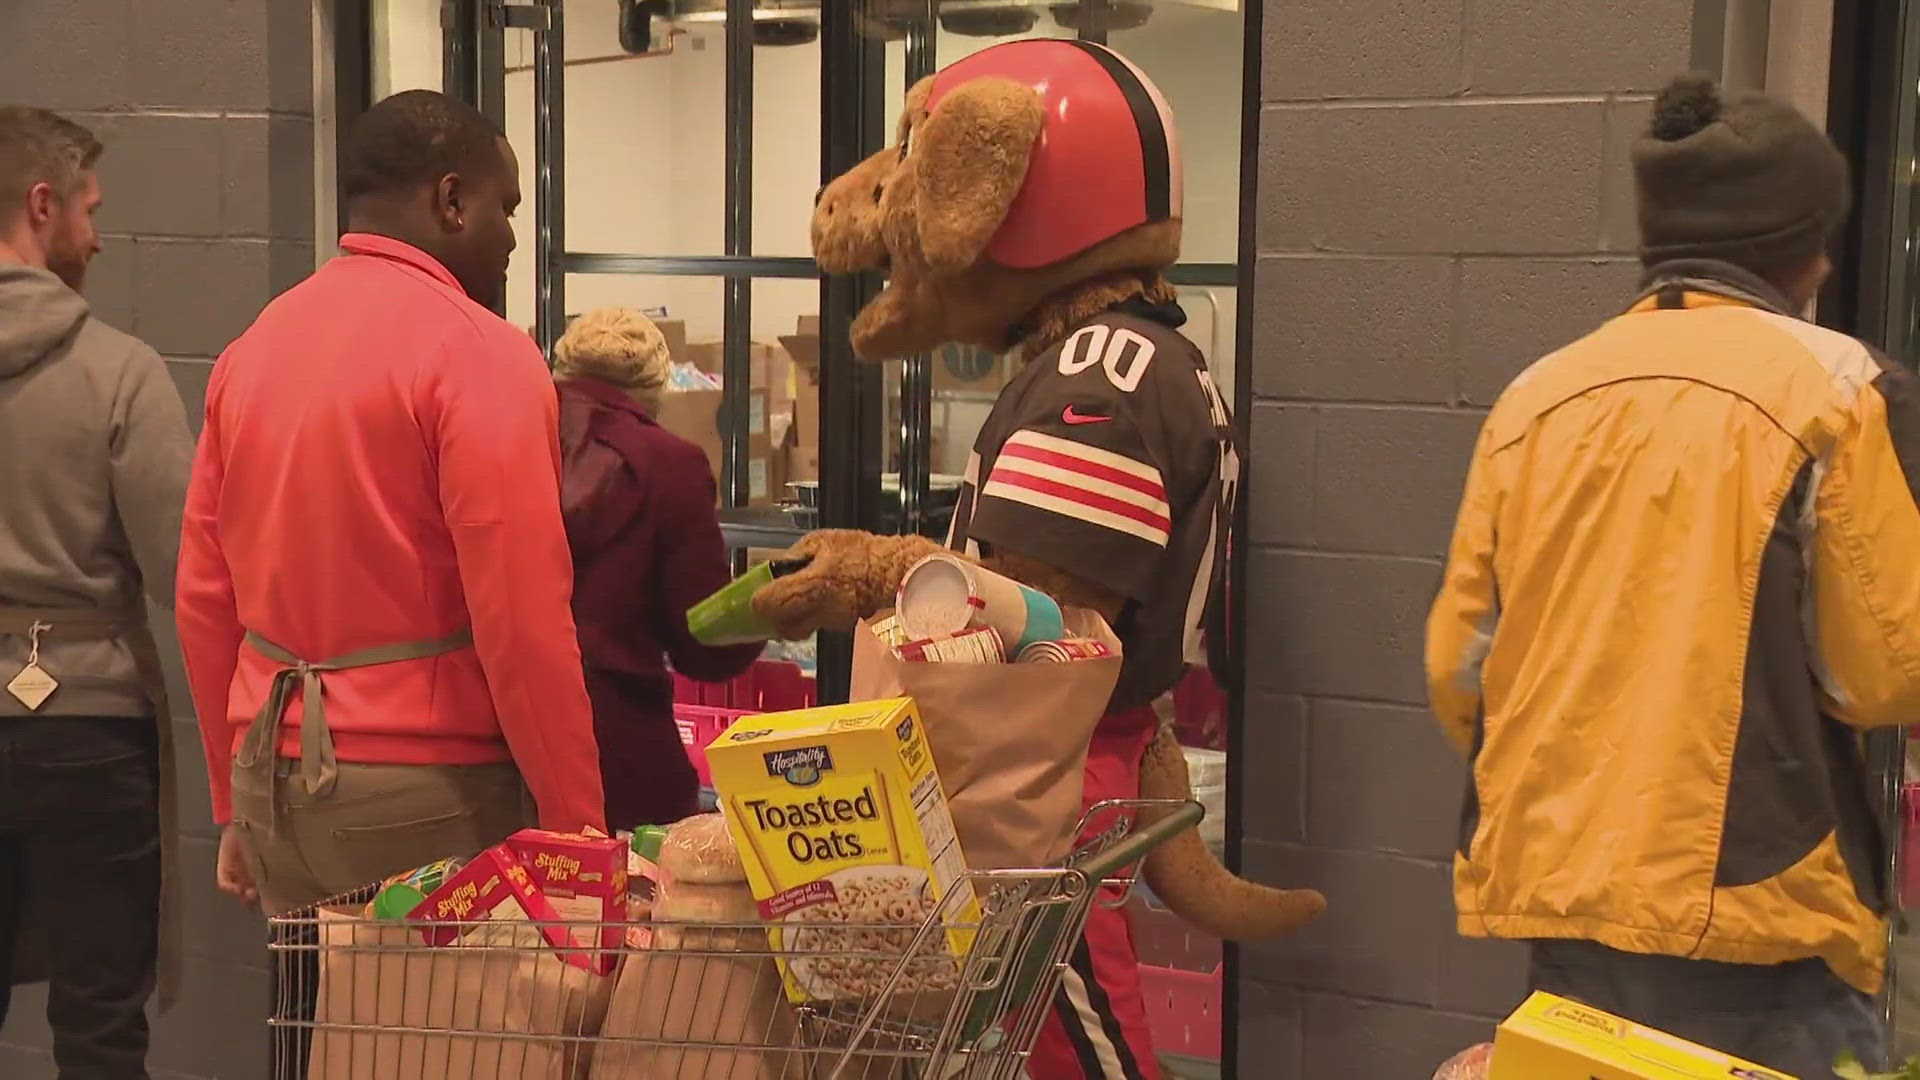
1062, 405, 1113, 425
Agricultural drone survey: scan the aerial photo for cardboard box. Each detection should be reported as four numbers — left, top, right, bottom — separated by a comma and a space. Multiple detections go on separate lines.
762, 343, 793, 412
705, 698, 979, 1003
790, 390, 820, 484
655, 318, 688, 368
778, 332, 820, 379
685, 339, 724, 377
658, 387, 781, 505
1490, 992, 1795, 1079
778, 339, 821, 486
684, 341, 786, 398
506, 829, 628, 976
655, 388, 723, 480
413, 846, 583, 968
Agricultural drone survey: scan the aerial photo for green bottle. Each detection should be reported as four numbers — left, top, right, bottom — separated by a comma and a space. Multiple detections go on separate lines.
371, 882, 427, 921
685, 557, 811, 645
630, 825, 668, 863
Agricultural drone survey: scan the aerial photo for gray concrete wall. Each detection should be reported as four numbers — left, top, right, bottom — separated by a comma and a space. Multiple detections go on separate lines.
1237, 1, 1690, 1074
0, 2, 314, 1077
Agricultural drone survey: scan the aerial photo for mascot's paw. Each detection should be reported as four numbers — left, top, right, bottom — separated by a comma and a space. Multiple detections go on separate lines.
750, 530, 872, 639
1138, 726, 1327, 941
750, 530, 951, 639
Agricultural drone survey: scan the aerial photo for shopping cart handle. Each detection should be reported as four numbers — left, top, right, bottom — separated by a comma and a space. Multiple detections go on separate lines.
1069, 800, 1203, 884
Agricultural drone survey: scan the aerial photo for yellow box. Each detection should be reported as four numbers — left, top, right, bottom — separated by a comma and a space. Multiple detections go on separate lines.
705, 698, 980, 1003
1491, 992, 1796, 1079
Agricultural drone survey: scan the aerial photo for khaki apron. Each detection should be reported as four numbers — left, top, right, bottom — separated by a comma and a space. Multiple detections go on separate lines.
0, 605, 181, 1014
231, 629, 475, 839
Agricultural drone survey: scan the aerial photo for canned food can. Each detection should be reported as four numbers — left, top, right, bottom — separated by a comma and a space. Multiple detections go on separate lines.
1016, 638, 1114, 663
896, 554, 1065, 654
869, 614, 910, 648
895, 626, 1006, 664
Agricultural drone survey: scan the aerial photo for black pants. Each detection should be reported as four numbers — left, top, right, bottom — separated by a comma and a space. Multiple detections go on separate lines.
0, 716, 159, 1080
1530, 939, 1889, 1079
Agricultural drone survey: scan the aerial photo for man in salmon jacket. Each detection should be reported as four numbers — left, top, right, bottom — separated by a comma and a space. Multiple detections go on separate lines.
1428, 75, 1906, 1078
177, 90, 605, 919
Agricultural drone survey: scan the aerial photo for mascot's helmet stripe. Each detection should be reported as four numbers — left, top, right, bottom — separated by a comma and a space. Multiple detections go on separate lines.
926, 39, 1183, 270
1063, 41, 1177, 224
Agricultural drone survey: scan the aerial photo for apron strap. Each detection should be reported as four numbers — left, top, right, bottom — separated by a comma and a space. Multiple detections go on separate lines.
235, 628, 475, 834
0, 606, 139, 634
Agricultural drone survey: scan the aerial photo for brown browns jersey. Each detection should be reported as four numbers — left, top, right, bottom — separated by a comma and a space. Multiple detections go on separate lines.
947, 301, 1237, 712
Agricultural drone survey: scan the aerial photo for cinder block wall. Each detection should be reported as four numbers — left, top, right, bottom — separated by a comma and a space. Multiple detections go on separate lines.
0, 2, 314, 1077
1236, 1, 1689, 1074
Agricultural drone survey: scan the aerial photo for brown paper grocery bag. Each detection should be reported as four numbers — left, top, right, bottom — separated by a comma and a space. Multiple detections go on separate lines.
850, 609, 1122, 869
308, 909, 613, 1080
588, 946, 803, 1080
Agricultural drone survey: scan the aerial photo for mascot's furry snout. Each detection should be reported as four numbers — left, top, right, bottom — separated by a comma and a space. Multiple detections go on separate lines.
811, 149, 894, 276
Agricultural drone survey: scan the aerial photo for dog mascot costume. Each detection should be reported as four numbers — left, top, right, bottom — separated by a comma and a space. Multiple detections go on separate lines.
752, 39, 1325, 1078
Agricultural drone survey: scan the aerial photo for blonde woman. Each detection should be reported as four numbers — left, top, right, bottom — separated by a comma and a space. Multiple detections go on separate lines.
553, 308, 760, 829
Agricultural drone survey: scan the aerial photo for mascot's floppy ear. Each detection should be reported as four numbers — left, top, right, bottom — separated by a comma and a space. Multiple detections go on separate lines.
912, 77, 1045, 272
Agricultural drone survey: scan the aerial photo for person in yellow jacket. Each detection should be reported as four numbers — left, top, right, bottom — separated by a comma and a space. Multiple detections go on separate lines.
1428, 74, 1911, 1078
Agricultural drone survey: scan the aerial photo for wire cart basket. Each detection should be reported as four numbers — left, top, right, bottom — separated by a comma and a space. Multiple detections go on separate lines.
266, 799, 1203, 1079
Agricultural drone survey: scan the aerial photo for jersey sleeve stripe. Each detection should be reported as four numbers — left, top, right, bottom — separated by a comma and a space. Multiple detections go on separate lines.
981, 473, 1174, 543
988, 457, 1172, 519
1001, 431, 1166, 499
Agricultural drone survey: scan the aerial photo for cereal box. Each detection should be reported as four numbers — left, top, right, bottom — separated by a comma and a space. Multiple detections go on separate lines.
413, 845, 592, 971
705, 697, 980, 1003
1489, 992, 1796, 1079
507, 829, 628, 976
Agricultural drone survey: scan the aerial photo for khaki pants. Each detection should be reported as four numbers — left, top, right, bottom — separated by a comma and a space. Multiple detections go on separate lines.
230, 758, 532, 916
235, 759, 534, 1078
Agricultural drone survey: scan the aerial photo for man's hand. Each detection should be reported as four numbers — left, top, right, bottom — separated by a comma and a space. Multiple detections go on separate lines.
216, 824, 258, 906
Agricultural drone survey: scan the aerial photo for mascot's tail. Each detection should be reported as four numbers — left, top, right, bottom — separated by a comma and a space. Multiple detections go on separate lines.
1137, 725, 1326, 940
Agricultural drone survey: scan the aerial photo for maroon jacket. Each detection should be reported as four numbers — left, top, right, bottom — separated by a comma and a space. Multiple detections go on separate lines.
556, 377, 760, 827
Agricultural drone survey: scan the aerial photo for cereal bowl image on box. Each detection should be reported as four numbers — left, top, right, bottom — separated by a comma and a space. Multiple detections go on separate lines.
780, 864, 959, 1001
703, 697, 981, 1004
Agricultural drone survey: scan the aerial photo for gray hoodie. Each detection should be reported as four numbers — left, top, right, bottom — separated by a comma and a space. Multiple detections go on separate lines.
0, 262, 193, 716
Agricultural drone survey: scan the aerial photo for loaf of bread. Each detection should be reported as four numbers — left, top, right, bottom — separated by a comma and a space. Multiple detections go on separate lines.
656, 880, 758, 925
658, 813, 746, 884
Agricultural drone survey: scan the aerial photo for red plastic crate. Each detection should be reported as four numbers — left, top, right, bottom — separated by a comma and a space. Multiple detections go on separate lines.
673, 704, 751, 789
1129, 888, 1224, 1063
672, 660, 816, 712
1139, 962, 1223, 1060
671, 661, 816, 788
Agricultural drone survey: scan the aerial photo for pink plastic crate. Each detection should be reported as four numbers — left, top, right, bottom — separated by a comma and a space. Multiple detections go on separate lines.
1139, 962, 1223, 1060
1128, 888, 1223, 1063
672, 660, 816, 712
670, 661, 816, 788
673, 704, 751, 789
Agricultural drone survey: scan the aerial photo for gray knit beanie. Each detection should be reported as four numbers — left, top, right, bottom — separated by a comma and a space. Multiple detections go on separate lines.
1633, 74, 1850, 275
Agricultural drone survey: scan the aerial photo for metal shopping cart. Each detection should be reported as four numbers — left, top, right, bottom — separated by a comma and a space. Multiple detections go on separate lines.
266, 799, 1203, 1080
